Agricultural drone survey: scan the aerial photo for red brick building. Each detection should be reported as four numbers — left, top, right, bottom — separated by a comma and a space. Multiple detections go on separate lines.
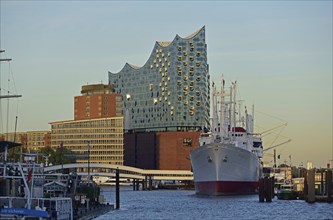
74, 84, 122, 120
124, 131, 200, 170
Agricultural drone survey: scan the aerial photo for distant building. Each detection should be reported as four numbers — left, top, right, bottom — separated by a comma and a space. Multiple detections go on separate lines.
1, 131, 50, 153
74, 84, 122, 120
51, 83, 124, 165
109, 26, 210, 132
27, 131, 51, 152
108, 27, 209, 170
1, 132, 27, 147
50, 117, 124, 165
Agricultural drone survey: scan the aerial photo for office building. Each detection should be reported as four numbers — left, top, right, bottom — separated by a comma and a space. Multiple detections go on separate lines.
50, 117, 124, 165
74, 84, 122, 120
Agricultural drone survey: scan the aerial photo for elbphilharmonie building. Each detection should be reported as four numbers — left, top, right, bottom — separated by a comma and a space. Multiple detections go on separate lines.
109, 26, 210, 132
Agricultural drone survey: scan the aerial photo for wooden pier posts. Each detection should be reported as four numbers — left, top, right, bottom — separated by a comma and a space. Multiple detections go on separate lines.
326, 169, 332, 203
259, 176, 274, 202
303, 169, 332, 203
306, 169, 315, 203
115, 168, 120, 209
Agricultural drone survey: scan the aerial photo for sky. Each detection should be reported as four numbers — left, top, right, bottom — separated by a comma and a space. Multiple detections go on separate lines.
0, 1, 332, 168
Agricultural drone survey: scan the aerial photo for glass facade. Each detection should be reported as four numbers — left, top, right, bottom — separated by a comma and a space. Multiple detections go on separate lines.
109, 27, 210, 132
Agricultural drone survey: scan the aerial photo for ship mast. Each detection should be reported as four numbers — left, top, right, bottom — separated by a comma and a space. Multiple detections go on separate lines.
0, 50, 22, 99
219, 78, 224, 141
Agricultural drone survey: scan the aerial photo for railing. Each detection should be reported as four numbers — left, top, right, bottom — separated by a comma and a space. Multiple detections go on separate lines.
44, 163, 193, 181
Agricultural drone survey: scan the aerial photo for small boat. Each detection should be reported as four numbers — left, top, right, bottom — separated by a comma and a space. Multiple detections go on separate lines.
277, 180, 298, 200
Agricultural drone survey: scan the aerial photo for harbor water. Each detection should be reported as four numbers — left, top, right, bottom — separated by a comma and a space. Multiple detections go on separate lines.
95, 186, 333, 219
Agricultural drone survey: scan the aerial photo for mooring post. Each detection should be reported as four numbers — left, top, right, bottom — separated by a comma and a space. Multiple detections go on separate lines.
133, 179, 136, 191
259, 177, 264, 202
307, 169, 315, 203
303, 170, 308, 199
149, 176, 152, 191
326, 169, 332, 203
116, 168, 120, 209
321, 171, 324, 195
136, 179, 140, 191
264, 176, 272, 202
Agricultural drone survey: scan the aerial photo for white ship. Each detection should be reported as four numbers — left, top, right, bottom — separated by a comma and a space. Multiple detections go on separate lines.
190, 77, 263, 195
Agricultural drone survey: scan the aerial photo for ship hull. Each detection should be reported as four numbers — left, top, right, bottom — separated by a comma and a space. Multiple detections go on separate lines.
190, 143, 260, 196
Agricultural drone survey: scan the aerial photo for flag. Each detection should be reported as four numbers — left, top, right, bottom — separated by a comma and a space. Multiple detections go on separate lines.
26, 168, 32, 183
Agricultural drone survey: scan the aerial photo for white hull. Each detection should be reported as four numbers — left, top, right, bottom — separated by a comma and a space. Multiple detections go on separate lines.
190, 143, 260, 195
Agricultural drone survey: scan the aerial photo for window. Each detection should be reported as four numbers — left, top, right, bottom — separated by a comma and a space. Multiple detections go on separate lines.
183, 138, 192, 146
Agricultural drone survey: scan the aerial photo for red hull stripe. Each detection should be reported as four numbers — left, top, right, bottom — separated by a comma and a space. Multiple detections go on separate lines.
195, 181, 259, 195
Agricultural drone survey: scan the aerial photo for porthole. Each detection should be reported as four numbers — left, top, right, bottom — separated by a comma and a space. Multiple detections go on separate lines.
183, 75, 188, 81
178, 46, 182, 51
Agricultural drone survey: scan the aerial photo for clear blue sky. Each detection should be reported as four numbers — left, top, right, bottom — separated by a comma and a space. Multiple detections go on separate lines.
0, 1, 332, 168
